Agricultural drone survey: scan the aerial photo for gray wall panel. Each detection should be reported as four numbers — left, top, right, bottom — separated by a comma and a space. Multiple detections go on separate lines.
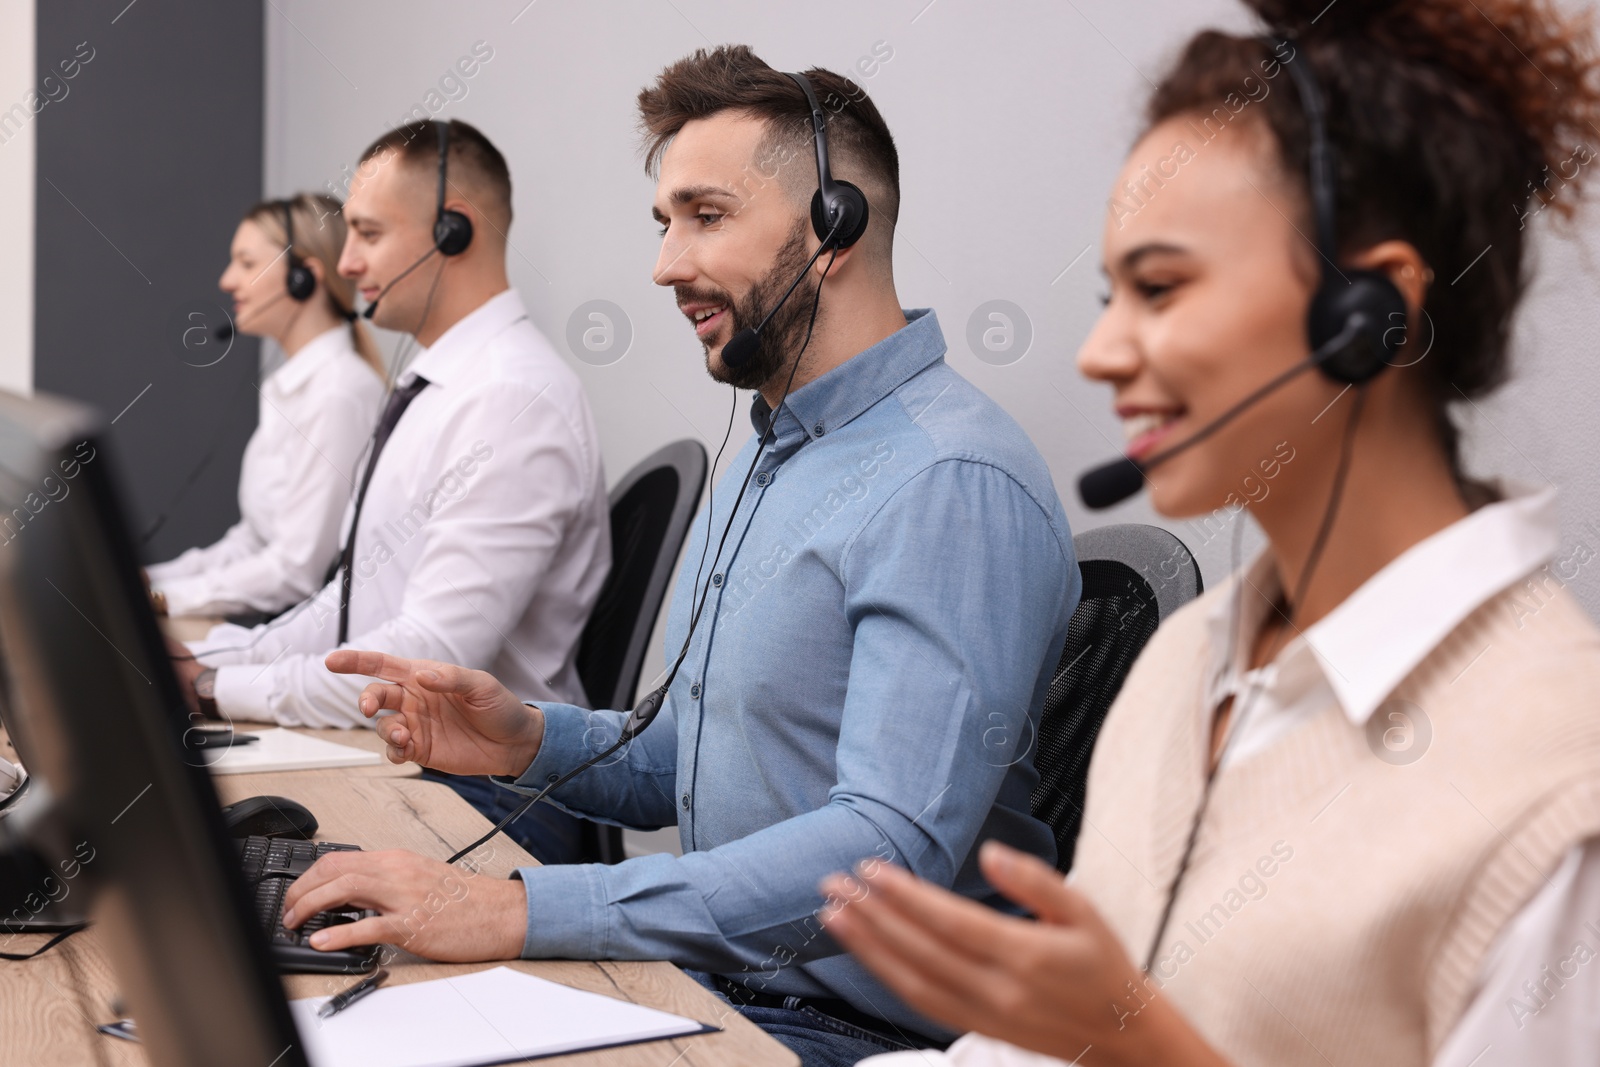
35, 0, 263, 561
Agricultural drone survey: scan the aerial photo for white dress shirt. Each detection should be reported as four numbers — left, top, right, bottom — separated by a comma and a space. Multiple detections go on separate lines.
189, 290, 611, 728
146, 326, 384, 616
863, 484, 1599, 1066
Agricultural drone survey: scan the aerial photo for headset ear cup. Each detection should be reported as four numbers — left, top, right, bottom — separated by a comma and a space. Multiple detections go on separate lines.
1307, 270, 1410, 385
434, 210, 474, 257
285, 258, 316, 302
809, 181, 870, 250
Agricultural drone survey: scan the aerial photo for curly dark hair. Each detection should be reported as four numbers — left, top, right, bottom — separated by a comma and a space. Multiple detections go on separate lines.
1147, 0, 1600, 480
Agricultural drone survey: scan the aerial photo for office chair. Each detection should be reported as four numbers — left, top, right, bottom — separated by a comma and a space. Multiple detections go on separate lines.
573, 439, 707, 863
1030, 523, 1202, 872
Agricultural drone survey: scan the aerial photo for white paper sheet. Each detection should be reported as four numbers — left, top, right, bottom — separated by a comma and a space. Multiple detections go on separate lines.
203, 728, 383, 775
291, 966, 711, 1067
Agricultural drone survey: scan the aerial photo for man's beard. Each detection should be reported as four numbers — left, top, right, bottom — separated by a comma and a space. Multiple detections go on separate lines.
681, 222, 819, 392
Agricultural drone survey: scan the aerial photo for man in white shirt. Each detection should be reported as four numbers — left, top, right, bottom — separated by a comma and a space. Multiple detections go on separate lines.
173, 120, 610, 860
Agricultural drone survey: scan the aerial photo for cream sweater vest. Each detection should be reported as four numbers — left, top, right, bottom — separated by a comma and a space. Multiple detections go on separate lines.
1072, 579, 1600, 1066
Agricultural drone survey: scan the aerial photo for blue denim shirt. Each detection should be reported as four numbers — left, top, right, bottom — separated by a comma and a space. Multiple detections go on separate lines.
502, 309, 1079, 1034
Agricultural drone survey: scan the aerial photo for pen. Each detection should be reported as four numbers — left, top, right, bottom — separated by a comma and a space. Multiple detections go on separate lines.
317, 967, 388, 1020
96, 1019, 138, 1043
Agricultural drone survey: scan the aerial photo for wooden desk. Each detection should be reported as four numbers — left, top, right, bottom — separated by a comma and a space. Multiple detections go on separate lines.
161, 610, 422, 780
0, 767, 797, 1066
163, 613, 226, 643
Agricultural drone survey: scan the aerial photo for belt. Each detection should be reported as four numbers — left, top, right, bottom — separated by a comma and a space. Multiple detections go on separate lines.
710, 974, 950, 1051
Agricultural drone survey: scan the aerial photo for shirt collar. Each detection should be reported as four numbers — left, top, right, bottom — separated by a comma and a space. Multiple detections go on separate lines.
1205, 483, 1561, 727
748, 308, 944, 442
401, 289, 528, 389
267, 326, 350, 396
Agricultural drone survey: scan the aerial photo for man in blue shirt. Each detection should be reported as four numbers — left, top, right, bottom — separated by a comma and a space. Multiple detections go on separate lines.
285, 45, 1079, 1066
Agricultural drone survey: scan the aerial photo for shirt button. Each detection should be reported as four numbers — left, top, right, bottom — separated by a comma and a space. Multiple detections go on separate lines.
681, 793, 691, 810
755, 472, 771, 487
813, 422, 826, 437
546, 773, 560, 784
711, 573, 724, 587
689, 682, 701, 699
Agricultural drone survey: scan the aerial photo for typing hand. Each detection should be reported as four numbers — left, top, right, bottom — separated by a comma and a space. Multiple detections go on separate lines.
819, 842, 1233, 1067
281, 849, 527, 963
324, 650, 544, 778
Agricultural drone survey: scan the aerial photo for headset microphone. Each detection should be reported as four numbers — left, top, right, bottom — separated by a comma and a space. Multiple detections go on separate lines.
1079, 34, 1409, 513
1078, 318, 1365, 510
212, 286, 297, 343
360, 246, 439, 320
360, 121, 473, 322
721, 237, 836, 369
449, 76, 862, 863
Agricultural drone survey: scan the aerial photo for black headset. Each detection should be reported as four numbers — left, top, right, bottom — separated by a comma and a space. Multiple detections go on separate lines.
1138, 39, 1413, 969
432, 119, 474, 257
785, 71, 870, 251
280, 199, 317, 303
1277, 36, 1409, 385
447, 74, 863, 863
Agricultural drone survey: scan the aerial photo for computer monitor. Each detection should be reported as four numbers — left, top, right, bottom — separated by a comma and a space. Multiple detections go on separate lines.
0, 389, 309, 1067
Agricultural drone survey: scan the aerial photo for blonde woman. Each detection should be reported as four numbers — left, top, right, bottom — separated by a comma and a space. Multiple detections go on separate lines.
148, 194, 385, 618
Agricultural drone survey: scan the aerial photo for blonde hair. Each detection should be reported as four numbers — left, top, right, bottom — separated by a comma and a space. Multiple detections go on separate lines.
245, 193, 384, 378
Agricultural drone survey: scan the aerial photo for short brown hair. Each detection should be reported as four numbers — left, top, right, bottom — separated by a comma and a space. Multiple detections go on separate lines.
1147, 0, 1600, 481
638, 45, 901, 233
359, 118, 513, 232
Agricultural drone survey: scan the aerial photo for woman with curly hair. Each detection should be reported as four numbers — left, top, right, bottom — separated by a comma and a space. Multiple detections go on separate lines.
824, 1, 1600, 1064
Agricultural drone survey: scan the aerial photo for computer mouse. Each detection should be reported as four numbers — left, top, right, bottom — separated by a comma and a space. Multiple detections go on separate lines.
220, 795, 318, 840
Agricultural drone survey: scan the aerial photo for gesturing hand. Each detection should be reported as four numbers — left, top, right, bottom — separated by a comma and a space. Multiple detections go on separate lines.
819, 841, 1232, 1067
324, 650, 543, 778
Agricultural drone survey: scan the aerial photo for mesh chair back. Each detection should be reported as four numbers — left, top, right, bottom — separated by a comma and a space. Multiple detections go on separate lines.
1030, 524, 1200, 872
573, 440, 706, 864
575, 439, 707, 712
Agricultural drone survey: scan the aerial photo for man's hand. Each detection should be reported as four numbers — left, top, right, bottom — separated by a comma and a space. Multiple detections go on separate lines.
281, 849, 527, 963
819, 841, 1233, 1067
166, 634, 203, 716
324, 650, 543, 777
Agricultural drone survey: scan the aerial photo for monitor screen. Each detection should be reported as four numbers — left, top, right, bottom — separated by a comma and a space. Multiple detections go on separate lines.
0, 389, 307, 1067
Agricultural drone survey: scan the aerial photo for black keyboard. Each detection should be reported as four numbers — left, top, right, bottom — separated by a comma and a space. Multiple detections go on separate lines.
235, 835, 381, 974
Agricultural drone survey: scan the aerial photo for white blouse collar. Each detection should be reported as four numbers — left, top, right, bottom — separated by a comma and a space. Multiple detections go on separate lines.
267, 325, 355, 396
1203, 483, 1562, 728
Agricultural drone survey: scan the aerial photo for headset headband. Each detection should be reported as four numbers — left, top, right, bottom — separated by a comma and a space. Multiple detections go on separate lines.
280, 198, 296, 256
436, 120, 450, 221
1274, 38, 1338, 264
787, 75, 838, 204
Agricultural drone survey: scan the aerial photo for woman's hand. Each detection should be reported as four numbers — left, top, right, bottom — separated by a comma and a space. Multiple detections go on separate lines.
325, 650, 543, 778
819, 841, 1231, 1067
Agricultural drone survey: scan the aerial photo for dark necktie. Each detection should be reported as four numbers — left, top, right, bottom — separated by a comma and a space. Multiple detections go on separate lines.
336, 374, 430, 644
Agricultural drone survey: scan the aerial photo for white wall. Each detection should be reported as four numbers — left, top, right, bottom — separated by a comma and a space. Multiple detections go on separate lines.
0, 0, 34, 395
263, 0, 1600, 659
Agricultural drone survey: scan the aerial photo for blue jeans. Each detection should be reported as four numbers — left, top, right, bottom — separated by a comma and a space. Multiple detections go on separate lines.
685, 970, 928, 1067
422, 769, 586, 865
